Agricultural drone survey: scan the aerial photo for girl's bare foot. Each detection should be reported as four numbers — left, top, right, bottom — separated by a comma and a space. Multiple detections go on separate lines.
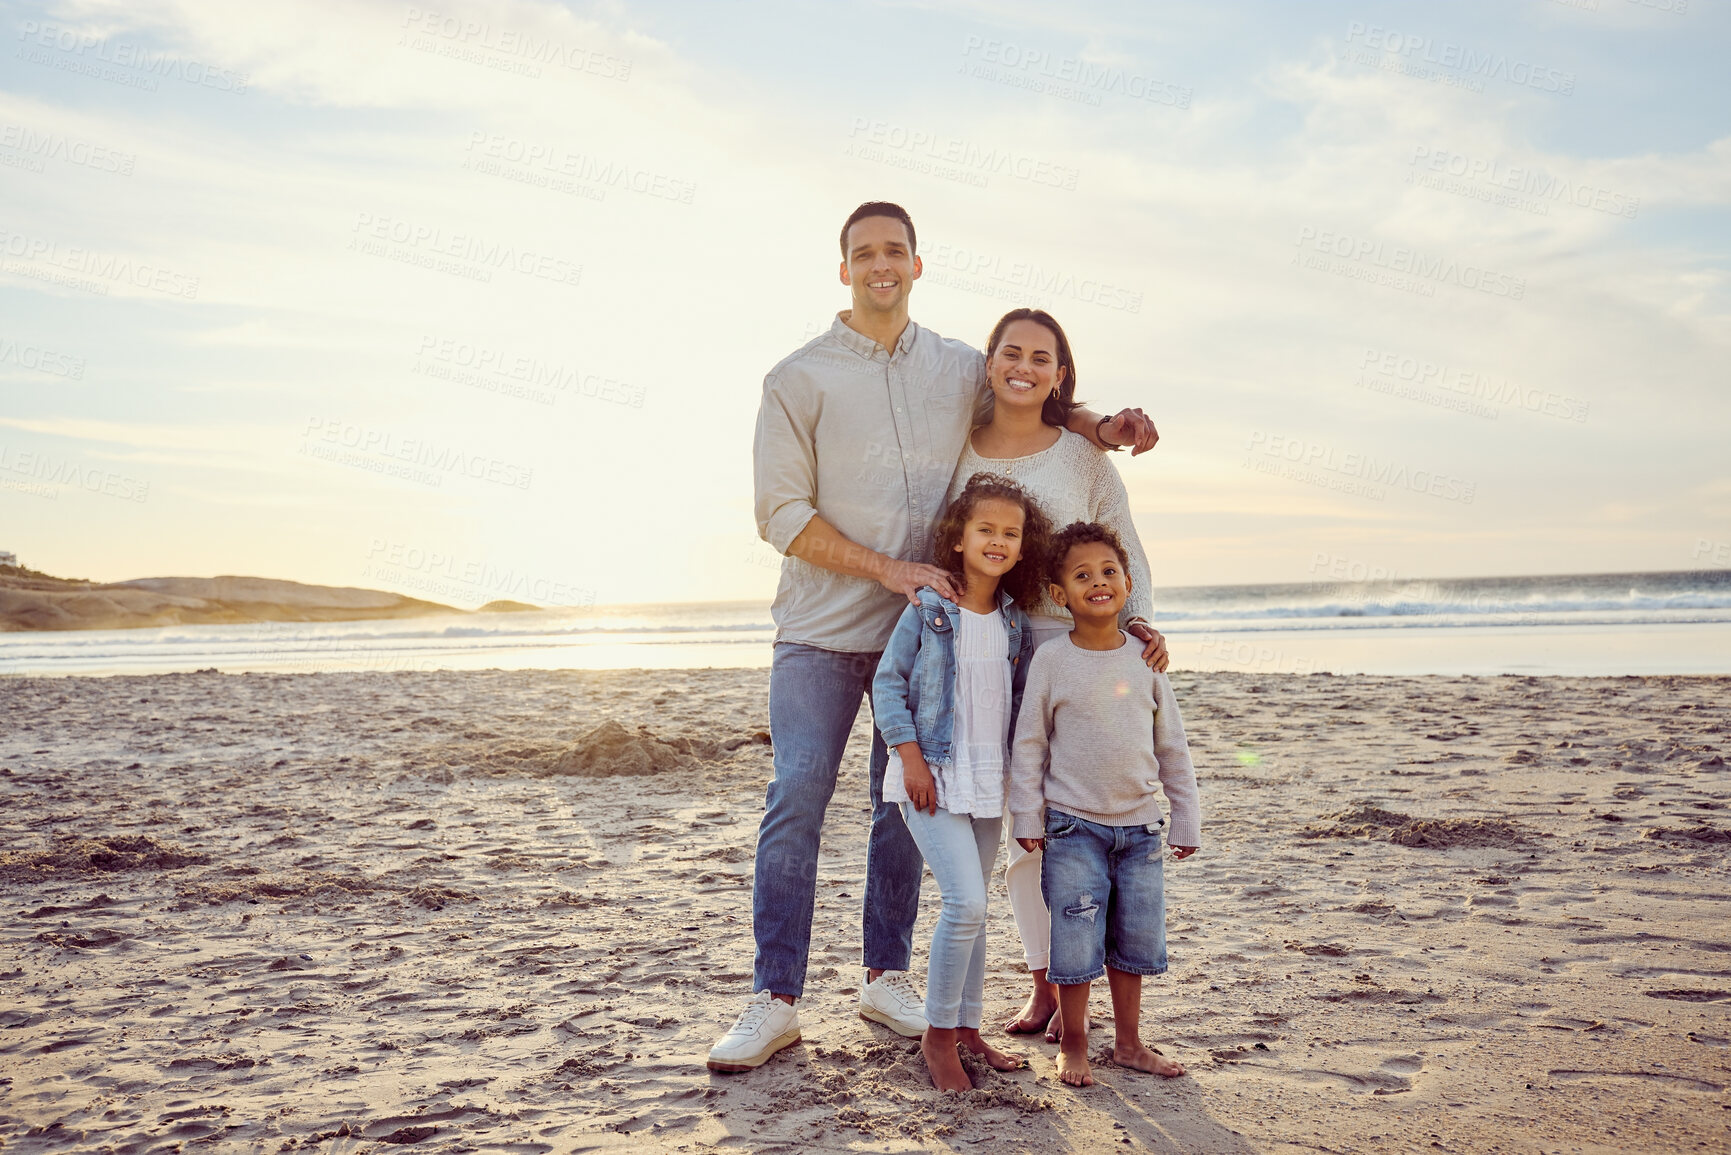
1004, 986, 1058, 1034
1113, 1041, 1186, 1077
957, 1027, 1025, 1071
921, 1028, 973, 1092
1056, 1043, 1093, 1087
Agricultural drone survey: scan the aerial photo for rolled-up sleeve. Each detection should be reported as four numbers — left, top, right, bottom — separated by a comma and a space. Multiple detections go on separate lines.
753, 369, 819, 554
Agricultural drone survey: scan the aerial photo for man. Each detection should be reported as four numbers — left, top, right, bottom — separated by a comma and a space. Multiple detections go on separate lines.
708, 202, 1165, 1072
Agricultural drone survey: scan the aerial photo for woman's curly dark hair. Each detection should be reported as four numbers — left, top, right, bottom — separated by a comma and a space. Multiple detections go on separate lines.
931, 472, 1052, 609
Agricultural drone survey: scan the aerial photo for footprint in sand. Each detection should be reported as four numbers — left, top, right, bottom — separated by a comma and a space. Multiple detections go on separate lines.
1548, 1069, 1725, 1093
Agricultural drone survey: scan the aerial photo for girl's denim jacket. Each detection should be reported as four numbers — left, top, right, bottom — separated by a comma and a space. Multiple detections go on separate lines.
871, 586, 1033, 765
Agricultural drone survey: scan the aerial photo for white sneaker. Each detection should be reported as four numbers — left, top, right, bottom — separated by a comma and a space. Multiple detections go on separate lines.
706, 990, 801, 1072
859, 971, 927, 1037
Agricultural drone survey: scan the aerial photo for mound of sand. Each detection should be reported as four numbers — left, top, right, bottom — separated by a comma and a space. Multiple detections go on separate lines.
1642, 824, 1731, 844
0, 833, 209, 881
1301, 804, 1533, 849
538, 721, 766, 778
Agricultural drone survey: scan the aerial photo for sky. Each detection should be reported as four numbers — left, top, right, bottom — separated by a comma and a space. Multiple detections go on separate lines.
0, 0, 1727, 609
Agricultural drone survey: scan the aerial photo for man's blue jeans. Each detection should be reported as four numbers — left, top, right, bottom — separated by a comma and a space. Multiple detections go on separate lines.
752, 642, 924, 998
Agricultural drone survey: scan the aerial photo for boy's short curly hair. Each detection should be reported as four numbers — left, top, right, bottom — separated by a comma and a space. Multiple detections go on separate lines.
1046, 521, 1129, 586
932, 472, 1052, 609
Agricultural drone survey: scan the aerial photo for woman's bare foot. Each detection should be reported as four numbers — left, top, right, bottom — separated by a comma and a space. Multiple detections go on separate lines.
1004, 978, 1058, 1034
921, 1027, 973, 1092
1056, 1042, 1093, 1087
958, 1027, 1025, 1071
1044, 1009, 1098, 1044
1112, 1041, 1186, 1077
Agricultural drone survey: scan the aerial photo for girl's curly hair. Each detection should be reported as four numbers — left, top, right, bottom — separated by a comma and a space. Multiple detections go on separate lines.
931, 472, 1052, 609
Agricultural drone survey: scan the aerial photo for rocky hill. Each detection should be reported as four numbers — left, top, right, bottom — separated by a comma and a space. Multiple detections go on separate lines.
0, 566, 466, 631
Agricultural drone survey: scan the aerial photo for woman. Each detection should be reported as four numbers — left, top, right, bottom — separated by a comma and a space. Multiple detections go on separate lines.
947, 307, 1165, 1041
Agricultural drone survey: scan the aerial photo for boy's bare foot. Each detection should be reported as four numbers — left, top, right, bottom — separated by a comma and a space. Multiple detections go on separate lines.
1005, 987, 1058, 1034
958, 1028, 1025, 1071
1113, 1041, 1186, 1077
921, 1028, 974, 1093
1057, 1044, 1093, 1087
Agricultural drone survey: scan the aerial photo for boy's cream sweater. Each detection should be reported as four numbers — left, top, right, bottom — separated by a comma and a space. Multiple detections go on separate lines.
1008, 632, 1202, 845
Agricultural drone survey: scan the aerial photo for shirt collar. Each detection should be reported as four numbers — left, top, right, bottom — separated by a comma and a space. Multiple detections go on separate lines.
831, 312, 920, 360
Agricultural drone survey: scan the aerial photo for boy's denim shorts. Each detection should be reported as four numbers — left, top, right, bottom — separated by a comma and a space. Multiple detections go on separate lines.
1039, 808, 1168, 985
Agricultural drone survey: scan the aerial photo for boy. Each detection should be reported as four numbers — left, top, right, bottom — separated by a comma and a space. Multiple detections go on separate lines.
1007, 522, 1202, 1087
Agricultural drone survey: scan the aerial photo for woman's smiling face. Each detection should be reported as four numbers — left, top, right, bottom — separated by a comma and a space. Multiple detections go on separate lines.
987, 319, 1067, 414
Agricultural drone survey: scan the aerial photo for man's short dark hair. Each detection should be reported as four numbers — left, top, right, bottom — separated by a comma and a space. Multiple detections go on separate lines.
1047, 521, 1129, 585
840, 201, 917, 258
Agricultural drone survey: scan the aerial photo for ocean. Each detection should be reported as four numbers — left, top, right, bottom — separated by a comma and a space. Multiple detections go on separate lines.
2, 569, 1727, 678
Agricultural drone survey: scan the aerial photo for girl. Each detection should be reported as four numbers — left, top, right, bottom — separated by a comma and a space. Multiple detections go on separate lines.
870, 473, 1051, 1092
951, 308, 1166, 1042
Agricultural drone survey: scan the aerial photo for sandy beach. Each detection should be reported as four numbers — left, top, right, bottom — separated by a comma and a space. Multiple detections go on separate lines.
1, 668, 1727, 1153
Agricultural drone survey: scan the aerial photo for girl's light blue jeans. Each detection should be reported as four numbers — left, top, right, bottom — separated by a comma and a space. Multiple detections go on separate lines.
898, 803, 1002, 1030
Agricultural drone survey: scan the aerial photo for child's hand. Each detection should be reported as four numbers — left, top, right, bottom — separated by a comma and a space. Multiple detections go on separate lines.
1016, 837, 1044, 852
902, 749, 939, 816
1170, 844, 1198, 859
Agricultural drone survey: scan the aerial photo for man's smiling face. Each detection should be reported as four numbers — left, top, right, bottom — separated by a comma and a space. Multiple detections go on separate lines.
839, 214, 921, 317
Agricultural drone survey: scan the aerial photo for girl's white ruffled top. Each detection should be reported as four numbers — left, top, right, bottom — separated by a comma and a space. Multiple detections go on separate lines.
883, 607, 1013, 818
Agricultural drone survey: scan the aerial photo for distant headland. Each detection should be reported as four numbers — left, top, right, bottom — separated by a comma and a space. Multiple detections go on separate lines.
0, 563, 538, 632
